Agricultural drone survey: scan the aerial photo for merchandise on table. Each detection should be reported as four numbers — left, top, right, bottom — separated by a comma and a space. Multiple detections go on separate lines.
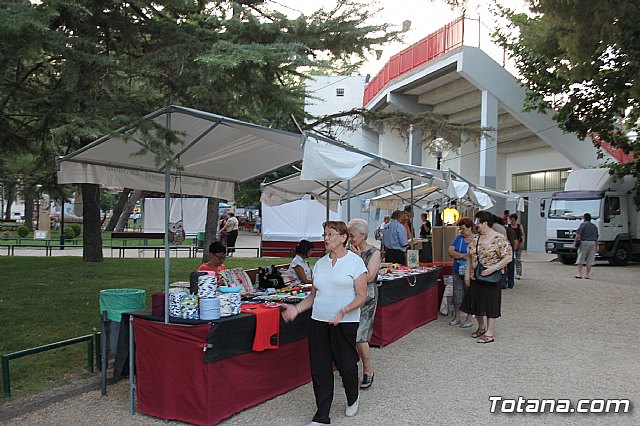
197, 274, 218, 298
219, 293, 241, 317
200, 297, 221, 320
377, 264, 439, 281
180, 294, 199, 320
169, 287, 189, 317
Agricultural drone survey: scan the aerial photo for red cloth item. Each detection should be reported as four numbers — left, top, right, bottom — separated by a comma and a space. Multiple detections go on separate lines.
370, 285, 438, 346
133, 318, 310, 426
241, 303, 281, 351
151, 292, 165, 316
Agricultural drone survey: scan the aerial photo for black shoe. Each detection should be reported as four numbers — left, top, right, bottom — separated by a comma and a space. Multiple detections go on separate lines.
360, 373, 374, 389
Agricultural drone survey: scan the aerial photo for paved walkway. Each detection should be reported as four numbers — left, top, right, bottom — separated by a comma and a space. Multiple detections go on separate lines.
2, 252, 639, 425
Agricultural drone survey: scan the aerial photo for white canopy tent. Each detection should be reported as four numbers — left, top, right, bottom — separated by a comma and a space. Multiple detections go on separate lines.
261, 132, 444, 214
370, 173, 523, 212
56, 105, 305, 323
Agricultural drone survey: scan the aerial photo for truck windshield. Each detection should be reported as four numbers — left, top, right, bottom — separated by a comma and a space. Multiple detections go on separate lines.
548, 199, 601, 219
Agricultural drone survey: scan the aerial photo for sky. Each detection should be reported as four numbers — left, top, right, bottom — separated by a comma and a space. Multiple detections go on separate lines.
268, 0, 530, 76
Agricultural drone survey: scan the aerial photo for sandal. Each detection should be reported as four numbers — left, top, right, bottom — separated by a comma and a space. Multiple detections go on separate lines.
477, 335, 494, 344
471, 329, 486, 338
360, 372, 374, 389
574, 275, 582, 279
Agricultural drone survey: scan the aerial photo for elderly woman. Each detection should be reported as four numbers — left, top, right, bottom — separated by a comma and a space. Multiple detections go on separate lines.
347, 218, 381, 389
461, 211, 512, 344
283, 221, 368, 425
447, 217, 475, 328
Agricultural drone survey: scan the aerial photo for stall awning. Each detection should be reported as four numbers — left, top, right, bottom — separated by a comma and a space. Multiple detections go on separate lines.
57, 105, 304, 200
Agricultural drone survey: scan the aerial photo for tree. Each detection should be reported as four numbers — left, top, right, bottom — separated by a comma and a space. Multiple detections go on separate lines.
495, 0, 640, 204
1, 0, 399, 261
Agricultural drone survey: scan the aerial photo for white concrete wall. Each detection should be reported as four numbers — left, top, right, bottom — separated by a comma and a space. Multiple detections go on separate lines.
379, 128, 408, 163
505, 146, 575, 190
305, 75, 366, 116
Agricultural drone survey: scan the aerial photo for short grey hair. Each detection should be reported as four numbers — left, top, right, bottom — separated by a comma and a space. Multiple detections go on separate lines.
347, 218, 369, 236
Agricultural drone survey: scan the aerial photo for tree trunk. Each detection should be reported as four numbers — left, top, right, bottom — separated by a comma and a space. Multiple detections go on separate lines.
115, 190, 145, 232
105, 188, 132, 231
23, 189, 34, 231
4, 185, 16, 220
82, 183, 103, 262
202, 198, 220, 263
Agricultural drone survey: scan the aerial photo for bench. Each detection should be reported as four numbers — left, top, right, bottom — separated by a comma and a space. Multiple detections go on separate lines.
0, 220, 20, 232
109, 232, 196, 258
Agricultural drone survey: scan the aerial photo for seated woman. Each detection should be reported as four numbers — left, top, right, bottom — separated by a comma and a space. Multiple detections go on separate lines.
285, 240, 314, 285
198, 241, 228, 275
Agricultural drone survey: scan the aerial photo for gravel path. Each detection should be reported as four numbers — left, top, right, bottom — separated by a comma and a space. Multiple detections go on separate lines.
2, 253, 639, 425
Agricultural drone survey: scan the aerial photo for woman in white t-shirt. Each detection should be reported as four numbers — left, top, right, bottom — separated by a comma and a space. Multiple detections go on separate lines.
282, 221, 367, 425
286, 240, 314, 285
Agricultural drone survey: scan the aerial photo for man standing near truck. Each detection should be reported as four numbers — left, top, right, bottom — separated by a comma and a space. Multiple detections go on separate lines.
574, 213, 599, 279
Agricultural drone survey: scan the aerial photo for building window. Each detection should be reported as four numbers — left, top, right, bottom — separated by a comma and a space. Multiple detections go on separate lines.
512, 168, 571, 192
335, 88, 345, 97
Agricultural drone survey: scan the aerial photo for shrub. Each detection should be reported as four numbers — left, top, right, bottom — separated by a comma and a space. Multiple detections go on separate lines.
1, 231, 10, 239
63, 227, 75, 240
69, 223, 82, 237
17, 226, 29, 238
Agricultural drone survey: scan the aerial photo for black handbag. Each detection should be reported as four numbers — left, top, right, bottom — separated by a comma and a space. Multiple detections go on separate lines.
474, 236, 502, 283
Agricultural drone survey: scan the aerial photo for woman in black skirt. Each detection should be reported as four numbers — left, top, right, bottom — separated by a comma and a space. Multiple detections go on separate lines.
461, 211, 512, 344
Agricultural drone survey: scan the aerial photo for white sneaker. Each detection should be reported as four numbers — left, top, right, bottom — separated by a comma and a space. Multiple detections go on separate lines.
306, 422, 326, 426
345, 397, 359, 417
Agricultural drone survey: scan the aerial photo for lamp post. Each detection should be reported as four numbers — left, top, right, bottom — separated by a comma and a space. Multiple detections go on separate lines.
59, 196, 65, 249
431, 137, 444, 170
35, 184, 42, 230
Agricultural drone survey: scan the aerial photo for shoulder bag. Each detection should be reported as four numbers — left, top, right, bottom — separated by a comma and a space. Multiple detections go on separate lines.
474, 236, 502, 284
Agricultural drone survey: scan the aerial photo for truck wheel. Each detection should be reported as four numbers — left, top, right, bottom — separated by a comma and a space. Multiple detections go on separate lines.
558, 254, 576, 265
608, 244, 630, 266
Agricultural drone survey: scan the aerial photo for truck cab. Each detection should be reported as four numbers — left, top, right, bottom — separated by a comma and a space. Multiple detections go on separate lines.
543, 169, 637, 265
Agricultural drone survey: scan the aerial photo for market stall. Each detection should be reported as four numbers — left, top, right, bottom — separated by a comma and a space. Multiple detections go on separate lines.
371, 266, 441, 346
116, 309, 311, 426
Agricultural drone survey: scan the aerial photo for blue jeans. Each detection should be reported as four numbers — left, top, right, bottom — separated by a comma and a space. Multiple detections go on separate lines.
502, 259, 516, 289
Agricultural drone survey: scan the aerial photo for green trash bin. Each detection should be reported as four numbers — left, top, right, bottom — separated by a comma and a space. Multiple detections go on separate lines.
99, 288, 146, 356
197, 232, 206, 250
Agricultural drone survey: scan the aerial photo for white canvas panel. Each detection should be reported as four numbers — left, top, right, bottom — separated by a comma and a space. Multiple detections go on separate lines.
300, 139, 372, 181
58, 162, 234, 199
262, 199, 341, 242
143, 198, 208, 234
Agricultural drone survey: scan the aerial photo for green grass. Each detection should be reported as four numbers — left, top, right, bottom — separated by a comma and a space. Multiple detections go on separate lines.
0, 256, 290, 399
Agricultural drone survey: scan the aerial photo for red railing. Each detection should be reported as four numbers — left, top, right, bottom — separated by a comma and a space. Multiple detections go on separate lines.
592, 135, 635, 164
363, 17, 465, 106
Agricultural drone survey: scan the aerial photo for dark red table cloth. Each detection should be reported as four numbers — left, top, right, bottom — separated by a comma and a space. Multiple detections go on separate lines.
370, 268, 441, 346
134, 318, 310, 426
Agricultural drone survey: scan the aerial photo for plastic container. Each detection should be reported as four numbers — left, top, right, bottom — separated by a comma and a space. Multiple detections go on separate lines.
197, 232, 206, 249
99, 288, 146, 322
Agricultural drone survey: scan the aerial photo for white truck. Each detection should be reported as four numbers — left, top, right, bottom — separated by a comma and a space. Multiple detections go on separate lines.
542, 169, 639, 265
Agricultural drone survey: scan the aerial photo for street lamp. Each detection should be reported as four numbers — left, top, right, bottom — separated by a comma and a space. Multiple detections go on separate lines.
35, 184, 42, 230
431, 137, 445, 170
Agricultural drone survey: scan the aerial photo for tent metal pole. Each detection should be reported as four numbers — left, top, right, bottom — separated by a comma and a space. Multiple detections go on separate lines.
129, 315, 135, 416
346, 180, 351, 222
326, 182, 330, 223
164, 114, 172, 324
410, 178, 414, 246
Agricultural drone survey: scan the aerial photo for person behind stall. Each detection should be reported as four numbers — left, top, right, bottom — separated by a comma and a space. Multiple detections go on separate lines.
461, 211, 512, 344
198, 241, 228, 275
509, 214, 525, 279
494, 215, 517, 289
447, 217, 475, 328
347, 218, 382, 390
286, 239, 314, 285
254, 216, 262, 235
282, 221, 367, 426
223, 212, 239, 257
502, 209, 510, 223
382, 210, 408, 265
218, 215, 228, 246
419, 212, 432, 238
